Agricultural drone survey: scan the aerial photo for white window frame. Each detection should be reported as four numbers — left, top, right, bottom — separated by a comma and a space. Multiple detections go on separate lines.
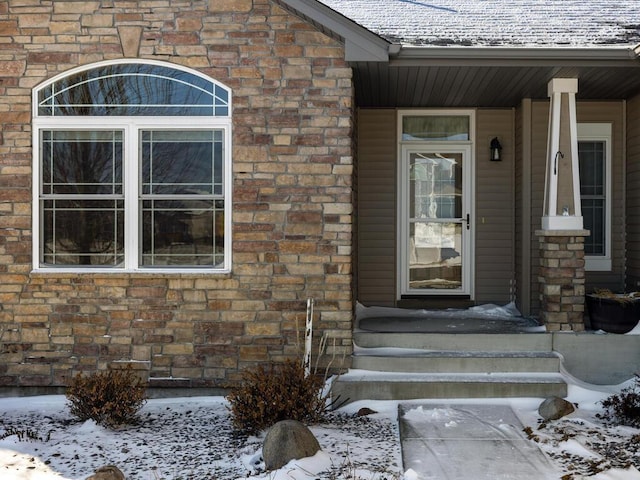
32, 59, 232, 273
578, 122, 612, 272
396, 109, 476, 298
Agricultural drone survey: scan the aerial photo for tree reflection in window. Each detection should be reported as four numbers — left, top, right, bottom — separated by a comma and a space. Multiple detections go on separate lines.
140, 131, 224, 266
35, 61, 231, 269
38, 63, 228, 116
41, 130, 124, 266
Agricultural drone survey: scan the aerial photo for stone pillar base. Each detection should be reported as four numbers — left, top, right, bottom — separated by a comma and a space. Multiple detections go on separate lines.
535, 229, 589, 332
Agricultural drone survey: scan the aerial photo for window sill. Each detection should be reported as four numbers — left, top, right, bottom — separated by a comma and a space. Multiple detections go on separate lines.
30, 267, 232, 277
585, 257, 611, 272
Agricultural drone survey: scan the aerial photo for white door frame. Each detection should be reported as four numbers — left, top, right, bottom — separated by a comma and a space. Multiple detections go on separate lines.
397, 110, 476, 298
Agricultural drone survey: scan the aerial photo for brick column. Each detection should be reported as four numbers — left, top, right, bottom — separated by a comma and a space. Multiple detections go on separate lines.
536, 229, 589, 331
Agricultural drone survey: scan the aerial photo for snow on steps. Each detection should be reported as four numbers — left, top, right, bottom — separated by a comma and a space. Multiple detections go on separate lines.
331, 333, 567, 403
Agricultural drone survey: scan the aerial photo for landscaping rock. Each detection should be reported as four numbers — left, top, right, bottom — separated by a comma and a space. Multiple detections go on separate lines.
262, 419, 321, 470
357, 407, 378, 417
538, 396, 575, 421
86, 465, 125, 480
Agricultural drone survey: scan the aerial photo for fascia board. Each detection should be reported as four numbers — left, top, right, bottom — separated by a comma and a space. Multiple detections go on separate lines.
391, 46, 640, 67
277, 0, 392, 62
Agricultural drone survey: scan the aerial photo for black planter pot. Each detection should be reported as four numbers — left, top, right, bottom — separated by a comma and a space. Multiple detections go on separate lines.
585, 294, 640, 334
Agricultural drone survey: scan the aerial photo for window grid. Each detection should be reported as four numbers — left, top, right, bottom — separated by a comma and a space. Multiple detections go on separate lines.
41, 130, 123, 196
42, 199, 124, 266
140, 199, 224, 267
579, 140, 606, 256
33, 61, 232, 271
40, 130, 125, 267
139, 129, 224, 267
38, 65, 229, 117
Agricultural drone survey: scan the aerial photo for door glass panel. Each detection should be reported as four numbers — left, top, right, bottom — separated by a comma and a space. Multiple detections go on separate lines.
410, 222, 462, 290
409, 152, 462, 219
402, 116, 469, 141
406, 150, 465, 292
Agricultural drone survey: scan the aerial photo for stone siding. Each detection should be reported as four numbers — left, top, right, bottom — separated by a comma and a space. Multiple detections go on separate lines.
536, 230, 588, 331
0, 0, 354, 388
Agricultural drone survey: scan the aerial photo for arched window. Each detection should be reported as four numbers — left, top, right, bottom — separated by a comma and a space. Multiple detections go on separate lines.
32, 60, 232, 272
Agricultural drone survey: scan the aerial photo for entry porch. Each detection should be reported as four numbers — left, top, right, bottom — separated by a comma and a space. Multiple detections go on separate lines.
332, 305, 640, 403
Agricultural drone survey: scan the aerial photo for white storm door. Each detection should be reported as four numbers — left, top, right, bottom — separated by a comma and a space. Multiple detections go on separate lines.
400, 145, 472, 295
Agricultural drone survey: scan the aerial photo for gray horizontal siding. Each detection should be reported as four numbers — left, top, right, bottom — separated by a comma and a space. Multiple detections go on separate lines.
626, 94, 640, 290
475, 109, 515, 304
357, 108, 397, 306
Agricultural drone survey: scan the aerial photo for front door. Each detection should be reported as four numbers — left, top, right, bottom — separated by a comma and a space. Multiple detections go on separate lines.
400, 144, 473, 296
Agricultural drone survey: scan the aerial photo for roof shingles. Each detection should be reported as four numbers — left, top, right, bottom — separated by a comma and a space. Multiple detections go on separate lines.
316, 0, 640, 47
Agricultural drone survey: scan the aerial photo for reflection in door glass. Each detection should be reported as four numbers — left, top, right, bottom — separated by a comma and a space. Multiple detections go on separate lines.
402, 116, 469, 141
408, 151, 463, 289
409, 153, 461, 219
409, 222, 462, 290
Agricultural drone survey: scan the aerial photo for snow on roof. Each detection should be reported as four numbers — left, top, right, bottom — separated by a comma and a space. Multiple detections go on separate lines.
315, 0, 640, 48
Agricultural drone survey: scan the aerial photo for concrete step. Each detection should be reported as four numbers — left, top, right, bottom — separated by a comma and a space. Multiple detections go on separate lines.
331, 371, 568, 402
352, 351, 561, 373
354, 332, 553, 352
335, 332, 566, 403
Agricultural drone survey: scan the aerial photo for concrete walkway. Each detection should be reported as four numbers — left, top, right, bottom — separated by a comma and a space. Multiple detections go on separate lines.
399, 403, 558, 479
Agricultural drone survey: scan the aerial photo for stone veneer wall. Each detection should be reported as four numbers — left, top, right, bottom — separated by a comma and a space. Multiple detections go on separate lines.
0, 0, 354, 388
536, 230, 588, 331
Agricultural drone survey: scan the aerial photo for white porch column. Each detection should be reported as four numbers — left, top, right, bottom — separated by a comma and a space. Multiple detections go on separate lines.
538, 78, 588, 331
542, 78, 583, 230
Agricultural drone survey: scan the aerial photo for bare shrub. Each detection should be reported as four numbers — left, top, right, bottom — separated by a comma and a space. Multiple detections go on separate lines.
597, 374, 640, 428
226, 359, 328, 435
66, 366, 147, 428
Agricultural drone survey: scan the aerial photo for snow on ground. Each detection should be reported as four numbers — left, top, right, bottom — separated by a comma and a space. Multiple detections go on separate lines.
0, 393, 401, 480
2, 378, 640, 479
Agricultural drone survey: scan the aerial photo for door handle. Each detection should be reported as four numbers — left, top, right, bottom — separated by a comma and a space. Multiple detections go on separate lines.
466, 214, 470, 230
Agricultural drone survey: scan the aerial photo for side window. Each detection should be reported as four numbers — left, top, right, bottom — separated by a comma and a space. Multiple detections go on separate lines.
578, 123, 612, 271
33, 61, 232, 271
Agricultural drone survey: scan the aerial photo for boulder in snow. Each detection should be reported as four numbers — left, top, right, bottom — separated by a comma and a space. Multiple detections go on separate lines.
262, 419, 321, 470
86, 465, 125, 480
538, 396, 575, 421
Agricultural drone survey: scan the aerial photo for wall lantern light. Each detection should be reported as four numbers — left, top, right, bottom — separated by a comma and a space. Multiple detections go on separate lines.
490, 137, 502, 161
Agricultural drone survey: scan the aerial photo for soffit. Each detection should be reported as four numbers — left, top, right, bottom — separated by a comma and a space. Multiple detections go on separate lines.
352, 62, 640, 108
276, 0, 640, 107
